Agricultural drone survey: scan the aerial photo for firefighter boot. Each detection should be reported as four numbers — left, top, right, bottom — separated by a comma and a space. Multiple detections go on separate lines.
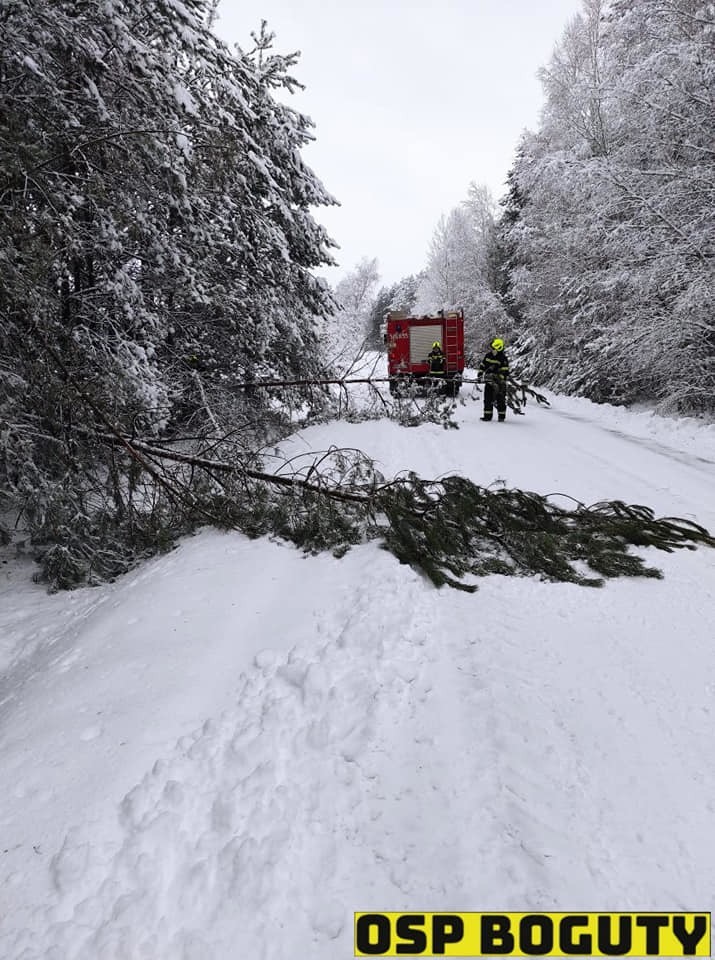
480, 413, 492, 421
498, 413, 506, 422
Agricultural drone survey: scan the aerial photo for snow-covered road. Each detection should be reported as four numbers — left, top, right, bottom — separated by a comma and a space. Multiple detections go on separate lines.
1, 392, 714, 958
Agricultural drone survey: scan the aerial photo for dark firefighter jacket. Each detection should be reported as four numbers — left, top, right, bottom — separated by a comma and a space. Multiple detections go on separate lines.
479, 349, 509, 383
428, 347, 446, 375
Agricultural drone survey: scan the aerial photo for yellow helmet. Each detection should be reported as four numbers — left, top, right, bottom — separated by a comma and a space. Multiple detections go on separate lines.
491, 337, 505, 352
432, 341, 441, 349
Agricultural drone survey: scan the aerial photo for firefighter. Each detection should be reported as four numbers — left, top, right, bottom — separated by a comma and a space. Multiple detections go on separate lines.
479, 337, 509, 421
427, 341, 446, 378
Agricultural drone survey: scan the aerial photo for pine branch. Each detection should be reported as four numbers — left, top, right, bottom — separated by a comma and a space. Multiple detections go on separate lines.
374, 477, 715, 592
91, 432, 715, 593
93, 433, 375, 504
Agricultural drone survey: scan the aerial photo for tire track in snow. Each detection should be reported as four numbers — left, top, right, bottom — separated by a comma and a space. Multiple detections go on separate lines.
544, 408, 715, 520
549, 407, 715, 469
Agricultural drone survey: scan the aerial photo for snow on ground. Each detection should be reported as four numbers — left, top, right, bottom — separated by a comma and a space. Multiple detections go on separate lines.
1, 389, 714, 959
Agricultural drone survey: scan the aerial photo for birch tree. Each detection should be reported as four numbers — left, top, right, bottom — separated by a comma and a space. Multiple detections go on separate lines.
502, 0, 714, 412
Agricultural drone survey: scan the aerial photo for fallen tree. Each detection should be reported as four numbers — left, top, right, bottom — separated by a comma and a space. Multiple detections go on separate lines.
38, 432, 715, 593
226, 372, 551, 418
10, 337, 712, 591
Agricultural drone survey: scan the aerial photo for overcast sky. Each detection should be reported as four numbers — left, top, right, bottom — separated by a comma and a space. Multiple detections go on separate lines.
215, 0, 583, 287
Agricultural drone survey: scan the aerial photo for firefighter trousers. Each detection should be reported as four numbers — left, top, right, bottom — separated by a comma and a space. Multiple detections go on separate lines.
483, 380, 506, 419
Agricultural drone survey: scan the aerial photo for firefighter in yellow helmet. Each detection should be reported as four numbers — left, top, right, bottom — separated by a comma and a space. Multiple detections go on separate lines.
478, 337, 509, 421
427, 340, 446, 377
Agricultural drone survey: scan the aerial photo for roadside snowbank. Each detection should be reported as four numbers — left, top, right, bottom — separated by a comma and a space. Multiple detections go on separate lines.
541, 391, 715, 463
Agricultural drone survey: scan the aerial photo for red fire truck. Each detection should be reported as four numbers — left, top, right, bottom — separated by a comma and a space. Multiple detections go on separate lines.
384, 309, 465, 397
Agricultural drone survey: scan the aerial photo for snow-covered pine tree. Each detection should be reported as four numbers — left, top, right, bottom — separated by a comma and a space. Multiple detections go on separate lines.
366, 283, 399, 351
323, 257, 380, 372
362, 274, 423, 352
390, 274, 420, 314
0, 0, 336, 586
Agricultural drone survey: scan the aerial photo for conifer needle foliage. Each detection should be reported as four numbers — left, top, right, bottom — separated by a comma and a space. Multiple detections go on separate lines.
207, 453, 715, 594
371, 476, 715, 592
16, 426, 715, 591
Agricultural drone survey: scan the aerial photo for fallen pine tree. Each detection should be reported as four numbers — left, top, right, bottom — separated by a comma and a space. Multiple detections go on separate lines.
33, 432, 714, 593
226, 371, 551, 419
13, 338, 712, 591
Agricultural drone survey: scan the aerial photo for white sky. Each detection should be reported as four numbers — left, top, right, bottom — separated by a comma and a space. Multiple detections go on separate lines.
214, 0, 583, 286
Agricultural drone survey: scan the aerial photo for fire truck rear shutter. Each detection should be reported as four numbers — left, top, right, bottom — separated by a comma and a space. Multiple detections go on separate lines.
409, 324, 443, 364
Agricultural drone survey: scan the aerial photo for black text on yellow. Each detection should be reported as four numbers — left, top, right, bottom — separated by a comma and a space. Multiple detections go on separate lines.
354, 912, 711, 957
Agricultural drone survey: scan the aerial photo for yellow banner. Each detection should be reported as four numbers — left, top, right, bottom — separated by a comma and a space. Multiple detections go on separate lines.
354, 912, 711, 957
